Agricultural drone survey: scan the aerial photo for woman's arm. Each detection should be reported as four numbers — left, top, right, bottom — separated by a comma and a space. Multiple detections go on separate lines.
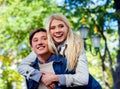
18, 51, 42, 82
64, 49, 89, 87
41, 49, 89, 87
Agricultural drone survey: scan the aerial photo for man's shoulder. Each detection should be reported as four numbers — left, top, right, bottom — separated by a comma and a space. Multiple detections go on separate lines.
30, 57, 38, 66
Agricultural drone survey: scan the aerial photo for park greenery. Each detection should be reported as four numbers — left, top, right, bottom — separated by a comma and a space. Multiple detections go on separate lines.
0, 0, 119, 89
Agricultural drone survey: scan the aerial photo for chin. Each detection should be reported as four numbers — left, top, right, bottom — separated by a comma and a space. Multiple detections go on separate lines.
36, 51, 44, 55
56, 40, 63, 43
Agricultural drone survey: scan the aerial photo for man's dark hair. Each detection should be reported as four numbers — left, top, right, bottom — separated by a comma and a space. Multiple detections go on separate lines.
29, 28, 46, 46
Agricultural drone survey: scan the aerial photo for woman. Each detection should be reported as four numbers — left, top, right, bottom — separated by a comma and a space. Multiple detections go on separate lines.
18, 13, 101, 88
44, 13, 88, 87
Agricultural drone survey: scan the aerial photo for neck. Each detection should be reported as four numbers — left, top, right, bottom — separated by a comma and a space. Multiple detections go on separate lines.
56, 40, 66, 47
37, 52, 52, 63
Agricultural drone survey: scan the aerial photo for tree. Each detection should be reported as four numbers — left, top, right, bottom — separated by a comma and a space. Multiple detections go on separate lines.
114, 0, 120, 89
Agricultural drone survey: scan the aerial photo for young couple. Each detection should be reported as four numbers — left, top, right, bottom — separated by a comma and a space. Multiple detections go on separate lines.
18, 14, 102, 89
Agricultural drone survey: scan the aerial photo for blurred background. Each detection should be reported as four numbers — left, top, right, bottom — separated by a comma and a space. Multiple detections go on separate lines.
0, 0, 120, 89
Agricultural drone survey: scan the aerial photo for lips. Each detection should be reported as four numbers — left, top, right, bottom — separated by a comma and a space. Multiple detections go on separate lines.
54, 33, 63, 38
37, 45, 45, 50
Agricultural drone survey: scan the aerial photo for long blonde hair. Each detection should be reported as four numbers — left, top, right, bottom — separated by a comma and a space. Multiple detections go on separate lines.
45, 13, 84, 70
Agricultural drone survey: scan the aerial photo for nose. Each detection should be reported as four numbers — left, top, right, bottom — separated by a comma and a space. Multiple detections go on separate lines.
55, 27, 60, 32
38, 39, 43, 45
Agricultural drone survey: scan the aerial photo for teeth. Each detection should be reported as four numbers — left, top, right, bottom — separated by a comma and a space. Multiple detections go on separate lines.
55, 34, 63, 38
55, 33, 63, 37
37, 46, 44, 49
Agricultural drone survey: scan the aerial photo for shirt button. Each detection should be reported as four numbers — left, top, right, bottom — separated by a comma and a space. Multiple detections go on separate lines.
26, 71, 29, 74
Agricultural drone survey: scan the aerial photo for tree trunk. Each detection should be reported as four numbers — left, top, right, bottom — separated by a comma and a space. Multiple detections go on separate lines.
114, 0, 120, 89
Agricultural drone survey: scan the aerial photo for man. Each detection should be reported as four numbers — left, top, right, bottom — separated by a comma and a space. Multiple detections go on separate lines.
25, 28, 70, 89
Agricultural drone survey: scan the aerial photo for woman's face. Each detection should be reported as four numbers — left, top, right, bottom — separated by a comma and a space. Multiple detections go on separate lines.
49, 19, 68, 45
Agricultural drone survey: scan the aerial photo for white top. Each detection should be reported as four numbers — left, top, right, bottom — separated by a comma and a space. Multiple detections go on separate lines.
38, 61, 54, 89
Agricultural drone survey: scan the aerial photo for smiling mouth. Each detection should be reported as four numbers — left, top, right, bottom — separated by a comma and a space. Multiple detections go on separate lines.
54, 34, 63, 38
37, 46, 45, 50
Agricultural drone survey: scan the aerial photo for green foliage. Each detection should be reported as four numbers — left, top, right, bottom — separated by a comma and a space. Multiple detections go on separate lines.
0, 55, 23, 89
0, 0, 60, 56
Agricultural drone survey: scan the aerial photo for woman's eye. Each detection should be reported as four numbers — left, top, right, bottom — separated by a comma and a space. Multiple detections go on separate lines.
59, 24, 64, 28
50, 27, 55, 30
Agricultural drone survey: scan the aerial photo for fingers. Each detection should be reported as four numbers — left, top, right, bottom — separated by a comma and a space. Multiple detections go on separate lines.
41, 76, 52, 86
48, 84, 55, 89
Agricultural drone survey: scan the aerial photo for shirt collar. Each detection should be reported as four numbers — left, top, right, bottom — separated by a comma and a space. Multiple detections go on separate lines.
31, 54, 63, 65
57, 41, 67, 57
57, 41, 67, 51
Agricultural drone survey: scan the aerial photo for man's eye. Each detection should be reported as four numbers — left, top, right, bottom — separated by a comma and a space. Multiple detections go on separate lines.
43, 37, 47, 40
33, 39, 38, 42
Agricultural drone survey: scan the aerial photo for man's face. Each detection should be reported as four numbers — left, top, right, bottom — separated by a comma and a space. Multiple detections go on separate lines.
31, 31, 49, 55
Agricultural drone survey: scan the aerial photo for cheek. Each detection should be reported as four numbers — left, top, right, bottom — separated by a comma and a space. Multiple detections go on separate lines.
64, 30, 68, 37
65, 28, 69, 35
50, 32, 54, 38
32, 42, 37, 46
65, 31, 68, 36
50, 30, 54, 36
32, 43, 37, 48
45, 42, 48, 45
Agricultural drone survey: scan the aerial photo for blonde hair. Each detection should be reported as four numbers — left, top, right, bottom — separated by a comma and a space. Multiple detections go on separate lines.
45, 13, 84, 70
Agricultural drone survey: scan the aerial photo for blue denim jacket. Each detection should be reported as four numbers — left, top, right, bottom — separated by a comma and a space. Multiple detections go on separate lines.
26, 54, 102, 89
26, 54, 70, 89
